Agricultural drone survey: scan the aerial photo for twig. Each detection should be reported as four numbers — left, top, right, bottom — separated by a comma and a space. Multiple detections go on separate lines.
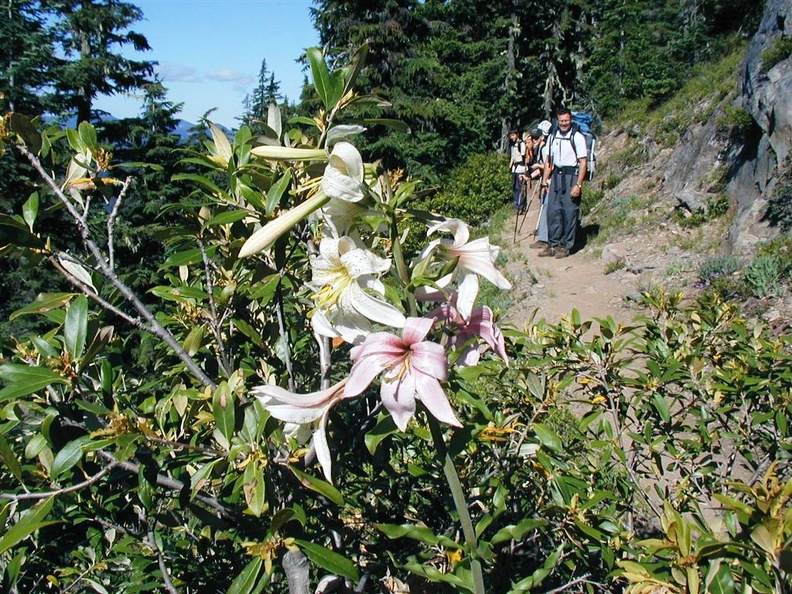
0, 464, 117, 501
17, 143, 216, 389
544, 574, 599, 593
52, 254, 154, 332
147, 527, 179, 594
198, 238, 233, 376
107, 176, 132, 270
96, 451, 230, 518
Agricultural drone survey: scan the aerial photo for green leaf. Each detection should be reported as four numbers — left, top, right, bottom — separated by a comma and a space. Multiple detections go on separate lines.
79, 325, 115, 373
266, 170, 292, 214
78, 121, 98, 151
208, 121, 233, 164
182, 325, 205, 356
0, 365, 69, 403
705, 563, 736, 594
0, 434, 23, 483
491, 518, 549, 545
171, 173, 231, 201
354, 118, 410, 133
212, 384, 236, 446
364, 413, 398, 455
376, 523, 459, 548
22, 192, 39, 231
652, 392, 671, 423
289, 466, 343, 505
64, 294, 88, 359
0, 213, 46, 250
9, 113, 42, 154
243, 462, 267, 517
10, 293, 75, 320
0, 496, 58, 555
307, 47, 332, 108
227, 558, 268, 594
294, 539, 360, 583
161, 245, 218, 267
204, 209, 250, 227
532, 423, 563, 453
51, 437, 90, 480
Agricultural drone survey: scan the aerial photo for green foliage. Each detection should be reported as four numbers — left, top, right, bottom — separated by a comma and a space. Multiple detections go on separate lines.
697, 254, 744, 299
765, 159, 792, 231
719, 104, 755, 141
677, 193, 731, 228
761, 36, 792, 73
744, 254, 784, 298
424, 152, 511, 226
604, 260, 626, 274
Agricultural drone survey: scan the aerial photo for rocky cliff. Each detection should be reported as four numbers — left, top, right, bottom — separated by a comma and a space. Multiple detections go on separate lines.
728, 0, 792, 252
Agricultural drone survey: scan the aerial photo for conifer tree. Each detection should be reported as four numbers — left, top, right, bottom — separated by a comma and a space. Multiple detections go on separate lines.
44, 0, 155, 123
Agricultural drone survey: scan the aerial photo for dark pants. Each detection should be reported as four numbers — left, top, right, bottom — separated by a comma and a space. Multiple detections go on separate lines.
512, 172, 526, 211
547, 171, 579, 251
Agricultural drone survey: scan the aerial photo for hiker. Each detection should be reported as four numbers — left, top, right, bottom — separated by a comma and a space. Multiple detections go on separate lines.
539, 108, 587, 259
508, 129, 527, 212
527, 121, 552, 248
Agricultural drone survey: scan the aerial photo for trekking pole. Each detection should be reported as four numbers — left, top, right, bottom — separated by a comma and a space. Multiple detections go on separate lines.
513, 179, 527, 241
533, 193, 545, 237
518, 182, 539, 235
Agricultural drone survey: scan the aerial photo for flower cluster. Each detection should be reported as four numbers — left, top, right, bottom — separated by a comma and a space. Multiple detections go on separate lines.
250, 142, 511, 481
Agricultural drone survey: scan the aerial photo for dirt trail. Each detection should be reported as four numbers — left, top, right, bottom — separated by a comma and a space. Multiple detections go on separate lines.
499, 200, 664, 329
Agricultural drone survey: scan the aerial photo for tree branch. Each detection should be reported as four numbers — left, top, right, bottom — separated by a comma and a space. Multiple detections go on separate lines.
198, 238, 233, 377
0, 464, 117, 501
107, 176, 132, 270
17, 142, 217, 389
147, 527, 179, 594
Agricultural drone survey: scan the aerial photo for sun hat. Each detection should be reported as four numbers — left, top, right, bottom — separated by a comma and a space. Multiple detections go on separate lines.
538, 120, 552, 135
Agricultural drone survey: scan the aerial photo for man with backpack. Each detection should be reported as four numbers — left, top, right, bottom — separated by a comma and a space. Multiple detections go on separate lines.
539, 107, 588, 258
508, 129, 527, 212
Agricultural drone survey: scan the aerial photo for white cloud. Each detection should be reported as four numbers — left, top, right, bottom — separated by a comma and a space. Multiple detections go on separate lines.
158, 62, 200, 83
206, 69, 254, 85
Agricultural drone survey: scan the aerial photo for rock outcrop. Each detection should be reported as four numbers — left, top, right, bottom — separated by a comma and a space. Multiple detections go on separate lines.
727, 0, 792, 252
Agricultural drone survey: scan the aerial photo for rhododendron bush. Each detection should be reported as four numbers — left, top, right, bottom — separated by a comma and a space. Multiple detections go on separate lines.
1, 47, 790, 594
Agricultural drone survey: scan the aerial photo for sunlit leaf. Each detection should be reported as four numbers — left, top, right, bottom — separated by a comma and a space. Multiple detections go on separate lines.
294, 539, 360, 582
0, 365, 69, 403
9, 293, 74, 321
0, 497, 58, 555
64, 294, 88, 359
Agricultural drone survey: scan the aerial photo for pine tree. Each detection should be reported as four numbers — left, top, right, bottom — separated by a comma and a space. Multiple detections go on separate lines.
1, 0, 59, 115
45, 0, 155, 123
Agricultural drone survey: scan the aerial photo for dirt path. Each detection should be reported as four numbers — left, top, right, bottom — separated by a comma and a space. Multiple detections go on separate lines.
499, 202, 658, 329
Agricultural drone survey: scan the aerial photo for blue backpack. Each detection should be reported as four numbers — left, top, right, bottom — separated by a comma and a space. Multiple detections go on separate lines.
549, 112, 598, 180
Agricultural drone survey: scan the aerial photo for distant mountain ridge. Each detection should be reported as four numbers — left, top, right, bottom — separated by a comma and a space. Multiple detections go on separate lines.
44, 113, 232, 143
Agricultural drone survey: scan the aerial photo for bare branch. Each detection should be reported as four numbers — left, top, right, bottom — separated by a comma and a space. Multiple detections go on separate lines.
107, 176, 133, 270
52, 254, 154, 332
198, 238, 233, 376
147, 527, 179, 594
0, 464, 117, 501
16, 143, 217, 389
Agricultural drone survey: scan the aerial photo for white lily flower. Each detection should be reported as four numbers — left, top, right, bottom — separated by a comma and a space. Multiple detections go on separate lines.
421, 218, 511, 320
310, 236, 406, 344
321, 142, 366, 203
253, 380, 352, 482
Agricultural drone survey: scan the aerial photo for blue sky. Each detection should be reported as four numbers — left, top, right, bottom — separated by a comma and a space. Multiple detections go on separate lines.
94, 0, 320, 128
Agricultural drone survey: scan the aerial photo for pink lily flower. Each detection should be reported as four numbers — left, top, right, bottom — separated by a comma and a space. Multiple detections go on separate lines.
420, 218, 511, 321
345, 317, 461, 431
252, 380, 352, 482
427, 304, 509, 367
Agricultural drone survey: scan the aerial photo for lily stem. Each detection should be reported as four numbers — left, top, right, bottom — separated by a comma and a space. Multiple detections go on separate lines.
429, 421, 485, 594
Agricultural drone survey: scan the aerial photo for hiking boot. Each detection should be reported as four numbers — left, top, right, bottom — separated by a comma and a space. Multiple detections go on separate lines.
538, 246, 555, 257
530, 240, 549, 249
554, 247, 570, 259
